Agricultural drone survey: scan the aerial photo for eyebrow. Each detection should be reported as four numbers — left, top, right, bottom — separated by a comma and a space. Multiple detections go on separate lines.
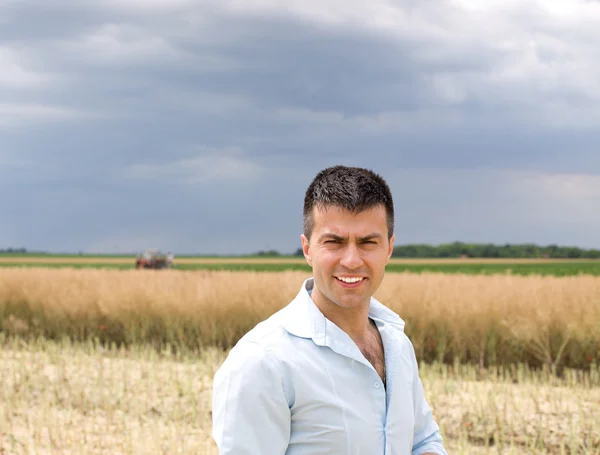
318, 233, 383, 242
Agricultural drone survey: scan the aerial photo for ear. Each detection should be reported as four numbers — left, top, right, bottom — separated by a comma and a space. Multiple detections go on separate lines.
386, 234, 395, 263
300, 234, 312, 267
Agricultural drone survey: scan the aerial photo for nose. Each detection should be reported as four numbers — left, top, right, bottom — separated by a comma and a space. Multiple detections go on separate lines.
339, 243, 364, 270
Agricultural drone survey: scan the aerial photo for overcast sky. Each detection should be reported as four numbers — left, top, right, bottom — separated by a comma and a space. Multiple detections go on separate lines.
2, 0, 600, 254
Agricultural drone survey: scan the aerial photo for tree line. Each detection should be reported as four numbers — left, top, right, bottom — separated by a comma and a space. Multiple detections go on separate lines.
390, 242, 600, 259
4, 244, 600, 259
0, 248, 27, 254
286, 242, 600, 259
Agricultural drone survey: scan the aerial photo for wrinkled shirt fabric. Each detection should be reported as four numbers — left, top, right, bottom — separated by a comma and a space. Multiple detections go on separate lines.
212, 278, 448, 455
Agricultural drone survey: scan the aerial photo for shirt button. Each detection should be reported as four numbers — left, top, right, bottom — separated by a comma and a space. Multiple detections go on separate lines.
374, 382, 380, 388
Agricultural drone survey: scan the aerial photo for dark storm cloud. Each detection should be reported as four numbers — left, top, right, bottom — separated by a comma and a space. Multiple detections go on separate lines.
2, 0, 600, 252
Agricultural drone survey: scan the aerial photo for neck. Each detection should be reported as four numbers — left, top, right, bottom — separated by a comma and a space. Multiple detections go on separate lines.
310, 289, 371, 343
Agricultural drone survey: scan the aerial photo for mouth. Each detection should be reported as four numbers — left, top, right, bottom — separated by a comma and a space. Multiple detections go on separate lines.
334, 275, 366, 288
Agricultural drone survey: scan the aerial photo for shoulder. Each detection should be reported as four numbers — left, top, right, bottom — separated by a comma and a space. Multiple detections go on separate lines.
213, 304, 298, 406
216, 302, 298, 375
240, 301, 298, 349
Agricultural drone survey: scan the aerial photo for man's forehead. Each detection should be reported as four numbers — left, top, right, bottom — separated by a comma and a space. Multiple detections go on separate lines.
311, 204, 388, 234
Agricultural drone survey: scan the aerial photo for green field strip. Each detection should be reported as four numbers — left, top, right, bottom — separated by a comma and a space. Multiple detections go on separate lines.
2, 262, 600, 276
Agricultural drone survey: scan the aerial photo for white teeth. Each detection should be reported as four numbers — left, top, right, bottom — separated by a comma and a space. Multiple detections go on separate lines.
337, 276, 364, 283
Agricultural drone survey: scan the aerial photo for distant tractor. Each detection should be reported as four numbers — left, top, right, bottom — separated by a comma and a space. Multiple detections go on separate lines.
135, 249, 174, 269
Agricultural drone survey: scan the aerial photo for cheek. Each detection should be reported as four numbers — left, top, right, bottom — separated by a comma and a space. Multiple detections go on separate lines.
313, 251, 337, 271
364, 252, 388, 270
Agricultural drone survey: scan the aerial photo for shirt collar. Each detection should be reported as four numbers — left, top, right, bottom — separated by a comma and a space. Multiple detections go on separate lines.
282, 277, 405, 344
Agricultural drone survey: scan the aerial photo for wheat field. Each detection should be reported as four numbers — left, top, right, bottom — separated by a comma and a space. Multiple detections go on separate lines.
1, 268, 599, 453
1, 268, 599, 369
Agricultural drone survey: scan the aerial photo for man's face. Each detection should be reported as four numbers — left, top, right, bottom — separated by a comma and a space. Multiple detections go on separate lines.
301, 204, 395, 312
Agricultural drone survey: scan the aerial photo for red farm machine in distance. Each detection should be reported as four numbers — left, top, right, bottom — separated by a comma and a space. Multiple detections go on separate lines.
135, 249, 174, 269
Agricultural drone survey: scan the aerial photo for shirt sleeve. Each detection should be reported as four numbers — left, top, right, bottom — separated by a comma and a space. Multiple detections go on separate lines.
409, 342, 448, 455
212, 339, 291, 454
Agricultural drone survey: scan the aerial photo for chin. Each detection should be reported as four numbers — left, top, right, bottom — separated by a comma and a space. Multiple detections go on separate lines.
334, 296, 368, 309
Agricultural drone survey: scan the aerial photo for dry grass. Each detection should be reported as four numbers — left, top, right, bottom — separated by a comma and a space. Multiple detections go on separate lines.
1, 269, 599, 453
0, 337, 598, 454
0, 268, 600, 372
1, 268, 599, 370
376, 272, 600, 370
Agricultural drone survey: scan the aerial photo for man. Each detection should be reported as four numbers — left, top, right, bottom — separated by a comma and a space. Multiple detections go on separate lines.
212, 166, 447, 454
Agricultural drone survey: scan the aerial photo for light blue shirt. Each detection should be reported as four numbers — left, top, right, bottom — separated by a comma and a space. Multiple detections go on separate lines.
212, 278, 448, 455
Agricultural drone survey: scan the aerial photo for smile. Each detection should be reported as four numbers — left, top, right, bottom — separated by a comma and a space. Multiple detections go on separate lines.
335, 276, 365, 283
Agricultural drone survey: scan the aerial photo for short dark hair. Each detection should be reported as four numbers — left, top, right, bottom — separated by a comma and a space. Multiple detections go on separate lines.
303, 165, 394, 240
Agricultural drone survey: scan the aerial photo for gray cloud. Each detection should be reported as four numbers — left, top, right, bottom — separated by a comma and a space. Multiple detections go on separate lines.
1, 0, 600, 252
